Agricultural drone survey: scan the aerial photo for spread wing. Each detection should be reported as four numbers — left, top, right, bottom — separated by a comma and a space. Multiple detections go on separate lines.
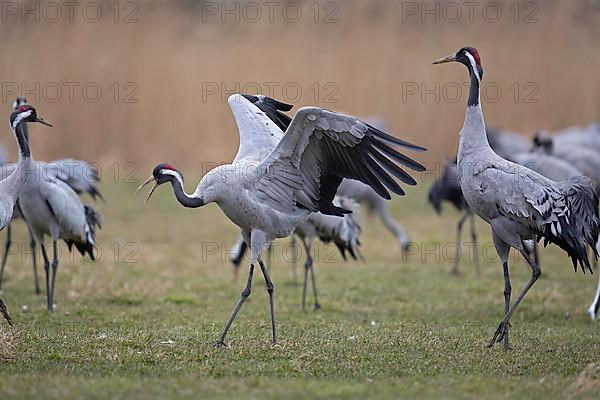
253, 106, 426, 216
229, 94, 292, 163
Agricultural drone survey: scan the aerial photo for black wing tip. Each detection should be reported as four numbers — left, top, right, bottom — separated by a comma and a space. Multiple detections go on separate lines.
366, 124, 428, 152
242, 94, 293, 112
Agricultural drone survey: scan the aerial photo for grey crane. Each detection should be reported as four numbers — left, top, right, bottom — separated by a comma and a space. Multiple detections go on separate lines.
231, 195, 362, 311
138, 93, 426, 345
0, 105, 52, 323
15, 115, 101, 312
538, 124, 600, 154
532, 132, 600, 187
428, 159, 480, 275
0, 97, 103, 295
434, 47, 599, 350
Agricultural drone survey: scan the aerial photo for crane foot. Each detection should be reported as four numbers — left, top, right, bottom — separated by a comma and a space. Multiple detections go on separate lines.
488, 320, 512, 350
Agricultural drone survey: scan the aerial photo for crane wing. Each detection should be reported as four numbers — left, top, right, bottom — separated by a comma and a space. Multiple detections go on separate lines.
39, 179, 88, 239
229, 94, 292, 163
43, 159, 103, 201
253, 106, 426, 216
487, 165, 599, 271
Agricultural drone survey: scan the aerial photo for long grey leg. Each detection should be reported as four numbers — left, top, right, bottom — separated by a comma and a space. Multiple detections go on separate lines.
490, 242, 541, 350
216, 263, 255, 346
451, 212, 470, 275
266, 243, 273, 274
40, 243, 52, 311
376, 201, 410, 251
469, 213, 481, 277
588, 268, 600, 320
0, 224, 13, 291
258, 258, 276, 344
49, 241, 59, 310
301, 240, 312, 311
290, 235, 298, 286
490, 231, 512, 350
29, 231, 39, 295
309, 254, 321, 310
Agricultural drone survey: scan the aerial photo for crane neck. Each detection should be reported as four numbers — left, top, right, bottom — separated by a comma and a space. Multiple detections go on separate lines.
458, 61, 492, 162
14, 120, 31, 160
169, 173, 205, 208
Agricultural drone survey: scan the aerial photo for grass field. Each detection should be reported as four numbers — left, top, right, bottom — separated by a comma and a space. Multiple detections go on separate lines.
0, 180, 599, 399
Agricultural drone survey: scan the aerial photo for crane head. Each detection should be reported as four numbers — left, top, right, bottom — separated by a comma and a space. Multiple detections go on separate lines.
12, 96, 28, 111
9, 105, 53, 130
136, 163, 181, 204
433, 46, 484, 80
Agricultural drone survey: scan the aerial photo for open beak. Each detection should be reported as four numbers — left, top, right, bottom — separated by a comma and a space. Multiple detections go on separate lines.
35, 116, 53, 127
136, 176, 158, 204
432, 53, 457, 64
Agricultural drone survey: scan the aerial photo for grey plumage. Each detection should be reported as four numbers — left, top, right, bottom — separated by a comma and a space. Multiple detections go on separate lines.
434, 46, 600, 350
0, 97, 103, 296
230, 195, 362, 310
337, 179, 411, 250
533, 132, 600, 188
140, 93, 425, 345
13, 112, 101, 311
0, 104, 52, 325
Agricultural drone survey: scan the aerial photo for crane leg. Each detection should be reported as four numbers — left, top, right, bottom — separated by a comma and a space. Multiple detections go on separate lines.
49, 241, 59, 311
0, 224, 13, 291
40, 243, 53, 311
588, 270, 600, 320
309, 255, 321, 310
490, 231, 512, 350
216, 263, 255, 346
290, 235, 298, 286
29, 232, 40, 295
0, 296, 12, 326
489, 240, 541, 351
451, 212, 469, 275
266, 243, 273, 274
470, 213, 481, 277
258, 258, 277, 344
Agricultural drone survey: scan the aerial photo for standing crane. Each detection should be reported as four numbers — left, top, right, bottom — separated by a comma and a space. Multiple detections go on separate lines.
434, 47, 599, 350
0, 97, 103, 295
0, 104, 52, 323
230, 195, 362, 311
138, 93, 426, 345
16, 113, 101, 312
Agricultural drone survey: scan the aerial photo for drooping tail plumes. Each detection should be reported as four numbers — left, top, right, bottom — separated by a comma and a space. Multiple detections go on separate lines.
540, 176, 600, 273
65, 205, 102, 260
312, 196, 363, 261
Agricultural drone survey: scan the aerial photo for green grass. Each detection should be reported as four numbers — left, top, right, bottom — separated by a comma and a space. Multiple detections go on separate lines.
0, 181, 599, 399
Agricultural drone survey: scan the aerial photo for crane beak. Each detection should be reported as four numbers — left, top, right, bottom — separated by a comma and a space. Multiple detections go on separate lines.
432, 53, 457, 64
136, 176, 158, 204
35, 116, 53, 127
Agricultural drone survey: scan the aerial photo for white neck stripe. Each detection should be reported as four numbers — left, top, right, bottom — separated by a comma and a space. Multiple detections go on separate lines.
11, 110, 32, 131
464, 52, 480, 82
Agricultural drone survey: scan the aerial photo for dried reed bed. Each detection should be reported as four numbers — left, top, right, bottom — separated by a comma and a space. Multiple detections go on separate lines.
0, 0, 597, 172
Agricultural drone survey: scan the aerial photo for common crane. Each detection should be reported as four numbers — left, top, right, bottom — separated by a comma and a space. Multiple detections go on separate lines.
138, 94, 426, 345
434, 47, 599, 350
